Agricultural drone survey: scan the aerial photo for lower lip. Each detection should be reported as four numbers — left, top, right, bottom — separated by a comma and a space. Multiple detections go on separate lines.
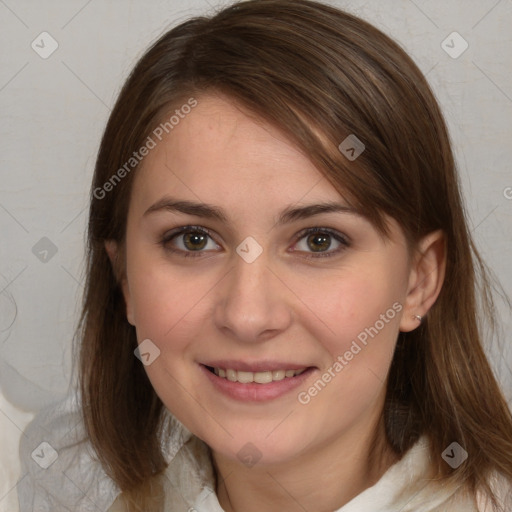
199, 364, 316, 402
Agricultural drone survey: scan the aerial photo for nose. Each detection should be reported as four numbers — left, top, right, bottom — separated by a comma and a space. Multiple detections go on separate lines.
213, 251, 293, 344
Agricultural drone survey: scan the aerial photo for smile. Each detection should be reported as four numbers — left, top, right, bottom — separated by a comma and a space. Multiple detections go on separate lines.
207, 366, 306, 383
200, 363, 316, 402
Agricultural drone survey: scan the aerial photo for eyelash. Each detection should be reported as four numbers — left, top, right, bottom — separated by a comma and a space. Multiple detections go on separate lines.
159, 225, 351, 259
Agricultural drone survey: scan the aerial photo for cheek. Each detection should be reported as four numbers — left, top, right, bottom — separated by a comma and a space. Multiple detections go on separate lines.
291, 265, 403, 360
126, 260, 212, 418
126, 255, 210, 354
292, 271, 403, 433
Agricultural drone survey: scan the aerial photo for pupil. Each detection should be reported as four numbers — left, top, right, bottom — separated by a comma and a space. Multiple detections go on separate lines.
308, 233, 330, 252
184, 232, 207, 250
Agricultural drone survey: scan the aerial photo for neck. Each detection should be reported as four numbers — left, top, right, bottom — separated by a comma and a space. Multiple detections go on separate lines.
212, 415, 398, 512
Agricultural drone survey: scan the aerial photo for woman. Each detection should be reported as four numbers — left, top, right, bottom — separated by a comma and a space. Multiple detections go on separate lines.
19, 1, 512, 511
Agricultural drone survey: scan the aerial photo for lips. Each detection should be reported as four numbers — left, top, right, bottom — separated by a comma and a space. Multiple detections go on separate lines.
200, 362, 316, 401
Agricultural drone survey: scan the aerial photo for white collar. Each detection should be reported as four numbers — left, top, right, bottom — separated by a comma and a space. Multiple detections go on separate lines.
18, 394, 501, 511
161, 412, 476, 512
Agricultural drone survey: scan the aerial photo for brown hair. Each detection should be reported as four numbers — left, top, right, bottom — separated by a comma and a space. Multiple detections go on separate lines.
77, 0, 512, 510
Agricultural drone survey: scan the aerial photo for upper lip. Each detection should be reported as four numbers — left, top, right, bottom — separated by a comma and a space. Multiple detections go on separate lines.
201, 360, 314, 372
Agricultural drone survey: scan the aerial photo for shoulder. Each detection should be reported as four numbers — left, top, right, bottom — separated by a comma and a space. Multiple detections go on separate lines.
476, 471, 512, 512
17, 391, 120, 512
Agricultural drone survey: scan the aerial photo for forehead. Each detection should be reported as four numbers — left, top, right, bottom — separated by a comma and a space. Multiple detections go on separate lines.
124, 93, 407, 250
131, 93, 347, 211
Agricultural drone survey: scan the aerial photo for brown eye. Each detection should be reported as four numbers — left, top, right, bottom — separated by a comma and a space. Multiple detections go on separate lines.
306, 233, 332, 252
293, 228, 350, 258
161, 226, 220, 257
183, 231, 208, 251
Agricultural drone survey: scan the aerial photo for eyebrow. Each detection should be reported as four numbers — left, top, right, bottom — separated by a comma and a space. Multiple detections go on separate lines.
143, 197, 360, 225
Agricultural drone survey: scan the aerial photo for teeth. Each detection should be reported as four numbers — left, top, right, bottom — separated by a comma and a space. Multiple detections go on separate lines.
254, 371, 273, 384
272, 370, 285, 381
212, 367, 307, 383
237, 371, 254, 383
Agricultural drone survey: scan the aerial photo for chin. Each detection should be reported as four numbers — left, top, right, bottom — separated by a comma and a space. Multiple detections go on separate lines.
206, 427, 312, 468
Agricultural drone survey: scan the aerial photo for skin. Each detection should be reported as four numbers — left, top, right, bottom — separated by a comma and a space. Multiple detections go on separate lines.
106, 92, 446, 512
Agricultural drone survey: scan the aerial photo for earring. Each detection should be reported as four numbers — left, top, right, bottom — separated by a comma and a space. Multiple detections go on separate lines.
413, 314, 422, 323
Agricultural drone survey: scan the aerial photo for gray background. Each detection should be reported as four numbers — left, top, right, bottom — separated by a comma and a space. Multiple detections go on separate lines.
1, 0, 511, 510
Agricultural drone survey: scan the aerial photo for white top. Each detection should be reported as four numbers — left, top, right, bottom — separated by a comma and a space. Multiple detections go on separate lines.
18, 393, 511, 512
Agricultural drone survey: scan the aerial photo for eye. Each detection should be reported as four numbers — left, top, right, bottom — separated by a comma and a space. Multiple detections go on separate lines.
292, 227, 350, 258
160, 225, 350, 259
160, 226, 220, 257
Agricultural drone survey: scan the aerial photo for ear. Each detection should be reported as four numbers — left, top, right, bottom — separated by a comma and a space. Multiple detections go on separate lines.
399, 230, 446, 333
104, 240, 135, 326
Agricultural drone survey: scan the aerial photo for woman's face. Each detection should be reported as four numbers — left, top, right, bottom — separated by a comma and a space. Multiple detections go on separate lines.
118, 92, 416, 466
